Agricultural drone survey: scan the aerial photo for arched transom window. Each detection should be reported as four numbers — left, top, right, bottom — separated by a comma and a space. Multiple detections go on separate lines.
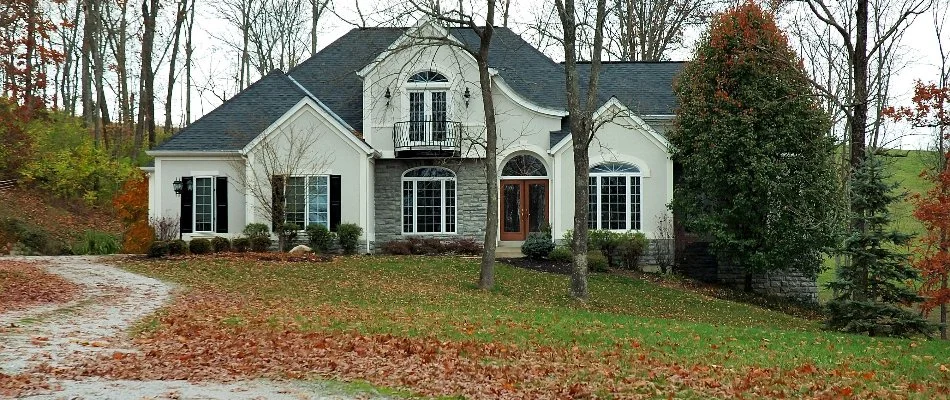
502, 154, 548, 177
402, 167, 457, 234
408, 71, 448, 83
589, 162, 641, 230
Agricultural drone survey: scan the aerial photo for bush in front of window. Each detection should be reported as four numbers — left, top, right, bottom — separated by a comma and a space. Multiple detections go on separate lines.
168, 239, 188, 255
445, 238, 482, 255
232, 237, 251, 252
148, 241, 169, 258
548, 246, 573, 263
521, 232, 555, 260
381, 240, 412, 255
211, 236, 231, 253
189, 238, 212, 254
250, 236, 272, 252
337, 223, 363, 255
277, 223, 299, 252
242, 223, 270, 239
588, 251, 609, 272
305, 224, 334, 253
616, 232, 648, 271
408, 237, 445, 255
72, 230, 120, 255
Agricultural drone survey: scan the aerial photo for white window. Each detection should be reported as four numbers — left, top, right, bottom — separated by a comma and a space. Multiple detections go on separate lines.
194, 177, 215, 232
285, 176, 330, 230
402, 167, 457, 234
588, 163, 641, 231
406, 71, 450, 143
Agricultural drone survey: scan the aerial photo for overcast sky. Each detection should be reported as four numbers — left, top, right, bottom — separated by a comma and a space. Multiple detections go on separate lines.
174, 0, 947, 150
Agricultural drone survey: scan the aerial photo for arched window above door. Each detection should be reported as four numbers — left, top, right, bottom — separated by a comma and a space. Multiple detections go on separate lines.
408, 71, 448, 83
502, 154, 547, 177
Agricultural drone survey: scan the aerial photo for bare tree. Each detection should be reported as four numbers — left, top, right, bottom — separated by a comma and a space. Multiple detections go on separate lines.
164, 0, 189, 133
309, 0, 330, 55
185, 0, 195, 125
232, 124, 331, 251
136, 0, 160, 150
555, 0, 608, 300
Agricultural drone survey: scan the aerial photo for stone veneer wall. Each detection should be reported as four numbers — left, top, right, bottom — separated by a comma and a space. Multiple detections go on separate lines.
374, 159, 487, 249
677, 241, 818, 304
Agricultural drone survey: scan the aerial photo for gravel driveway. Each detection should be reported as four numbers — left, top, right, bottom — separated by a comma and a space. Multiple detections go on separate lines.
1, 256, 382, 400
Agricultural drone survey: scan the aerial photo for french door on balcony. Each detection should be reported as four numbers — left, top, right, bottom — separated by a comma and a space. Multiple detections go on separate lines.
408, 91, 448, 144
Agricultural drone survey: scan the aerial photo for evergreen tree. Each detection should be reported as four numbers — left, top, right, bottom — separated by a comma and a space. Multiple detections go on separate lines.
669, 2, 840, 286
825, 154, 934, 337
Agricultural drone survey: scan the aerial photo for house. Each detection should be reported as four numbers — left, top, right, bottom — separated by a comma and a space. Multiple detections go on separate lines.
143, 22, 682, 253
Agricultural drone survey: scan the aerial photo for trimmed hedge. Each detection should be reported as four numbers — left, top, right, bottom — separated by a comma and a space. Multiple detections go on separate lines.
189, 238, 212, 254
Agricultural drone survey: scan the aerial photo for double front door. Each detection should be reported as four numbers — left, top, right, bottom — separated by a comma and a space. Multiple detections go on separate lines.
500, 179, 549, 241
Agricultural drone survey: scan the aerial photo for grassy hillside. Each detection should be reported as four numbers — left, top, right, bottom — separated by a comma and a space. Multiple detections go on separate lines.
0, 187, 121, 255
885, 149, 936, 236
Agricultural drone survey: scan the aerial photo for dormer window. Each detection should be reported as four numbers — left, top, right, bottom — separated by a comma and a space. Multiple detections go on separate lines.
408, 71, 448, 83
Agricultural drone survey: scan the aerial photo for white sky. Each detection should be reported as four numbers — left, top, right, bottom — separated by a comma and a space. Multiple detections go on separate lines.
173, 0, 947, 150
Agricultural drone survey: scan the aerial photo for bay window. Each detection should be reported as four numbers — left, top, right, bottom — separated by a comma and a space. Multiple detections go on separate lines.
588, 163, 641, 231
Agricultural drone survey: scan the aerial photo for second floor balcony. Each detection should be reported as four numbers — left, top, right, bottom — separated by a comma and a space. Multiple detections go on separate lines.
393, 120, 462, 157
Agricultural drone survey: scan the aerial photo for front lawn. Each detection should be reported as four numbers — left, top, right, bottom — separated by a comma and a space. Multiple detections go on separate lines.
99, 256, 949, 398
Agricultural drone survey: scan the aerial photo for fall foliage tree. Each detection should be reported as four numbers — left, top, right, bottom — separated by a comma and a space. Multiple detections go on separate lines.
113, 171, 153, 253
888, 81, 950, 339
669, 1, 840, 289
0, 0, 64, 112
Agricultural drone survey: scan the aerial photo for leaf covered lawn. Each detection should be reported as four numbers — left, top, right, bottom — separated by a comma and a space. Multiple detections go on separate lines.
78, 256, 950, 398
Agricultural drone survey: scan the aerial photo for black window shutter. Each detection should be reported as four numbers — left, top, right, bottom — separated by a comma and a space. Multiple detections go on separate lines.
180, 177, 193, 233
329, 175, 341, 232
271, 175, 286, 231
215, 177, 228, 233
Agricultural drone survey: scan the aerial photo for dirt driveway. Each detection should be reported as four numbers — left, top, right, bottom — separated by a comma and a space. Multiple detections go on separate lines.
1, 256, 385, 399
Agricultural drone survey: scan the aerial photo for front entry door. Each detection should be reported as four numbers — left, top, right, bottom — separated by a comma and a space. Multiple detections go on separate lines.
500, 179, 549, 241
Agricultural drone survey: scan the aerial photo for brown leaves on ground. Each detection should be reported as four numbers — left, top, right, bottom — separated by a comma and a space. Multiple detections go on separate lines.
57, 290, 950, 399
0, 260, 80, 312
0, 372, 55, 397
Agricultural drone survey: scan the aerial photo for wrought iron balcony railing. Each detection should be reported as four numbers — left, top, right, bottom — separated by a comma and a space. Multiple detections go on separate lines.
393, 120, 462, 154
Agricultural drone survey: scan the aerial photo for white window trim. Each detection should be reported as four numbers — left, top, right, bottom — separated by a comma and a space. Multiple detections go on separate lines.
401, 168, 458, 235
193, 176, 215, 233
589, 169, 643, 232
285, 175, 331, 232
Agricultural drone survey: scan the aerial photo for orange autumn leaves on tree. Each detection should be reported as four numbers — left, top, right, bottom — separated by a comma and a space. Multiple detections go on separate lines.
886, 80, 950, 338
912, 163, 950, 314
113, 172, 152, 253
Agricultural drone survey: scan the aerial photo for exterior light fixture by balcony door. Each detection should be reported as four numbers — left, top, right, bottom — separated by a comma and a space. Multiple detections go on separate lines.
173, 179, 183, 195
464, 87, 471, 107
385, 88, 392, 106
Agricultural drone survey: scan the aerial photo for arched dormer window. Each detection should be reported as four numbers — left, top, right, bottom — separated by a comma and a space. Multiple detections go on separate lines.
589, 162, 642, 231
408, 71, 448, 83
405, 70, 451, 143
402, 167, 457, 234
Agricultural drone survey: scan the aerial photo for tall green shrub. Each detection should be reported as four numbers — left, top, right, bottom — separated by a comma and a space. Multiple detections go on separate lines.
336, 223, 362, 255
668, 3, 840, 287
306, 224, 333, 253
72, 230, 120, 255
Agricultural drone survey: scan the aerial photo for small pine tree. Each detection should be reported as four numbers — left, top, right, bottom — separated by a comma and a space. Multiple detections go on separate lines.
825, 154, 933, 337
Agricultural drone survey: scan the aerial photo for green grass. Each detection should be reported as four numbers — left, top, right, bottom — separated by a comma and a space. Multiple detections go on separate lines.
121, 256, 950, 385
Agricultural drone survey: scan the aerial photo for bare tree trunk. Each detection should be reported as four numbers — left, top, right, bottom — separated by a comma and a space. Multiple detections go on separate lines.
185, 0, 195, 125
165, 0, 188, 133
851, 0, 869, 302
137, 0, 159, 150
478, 5, 498, 291
556, 0, 607, 300
81, 0, 95, 134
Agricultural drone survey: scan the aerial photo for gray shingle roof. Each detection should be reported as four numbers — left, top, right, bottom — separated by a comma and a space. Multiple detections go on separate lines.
577, 62, 684, 115
153, 70, 307, 151
154, 26, 682, 153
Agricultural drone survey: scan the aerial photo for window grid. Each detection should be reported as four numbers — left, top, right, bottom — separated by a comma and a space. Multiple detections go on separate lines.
284, 176, 330, 230
194, 177, 214, 232
431, 91, 447, 141
409, 92, 425, 141
402, 167, 457, 234
588, 163, 642, 231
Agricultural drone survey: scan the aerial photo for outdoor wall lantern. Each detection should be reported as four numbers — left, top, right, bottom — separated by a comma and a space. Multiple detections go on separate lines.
173, 179, 183, 196
464, 87, 471, 107
385, 88, 392, 106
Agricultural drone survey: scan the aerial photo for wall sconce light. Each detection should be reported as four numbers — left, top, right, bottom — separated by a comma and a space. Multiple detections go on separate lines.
384, 88, 392, 106
173, 179, 183, 196
464, 87, 471, 107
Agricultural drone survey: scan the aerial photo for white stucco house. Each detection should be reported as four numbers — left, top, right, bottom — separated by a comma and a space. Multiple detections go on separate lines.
143, 22, 683, 252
